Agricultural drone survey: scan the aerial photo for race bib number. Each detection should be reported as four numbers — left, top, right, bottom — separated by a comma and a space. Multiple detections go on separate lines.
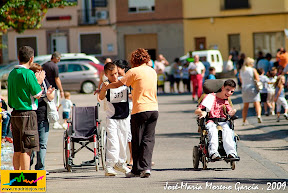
109, 86, 128, 103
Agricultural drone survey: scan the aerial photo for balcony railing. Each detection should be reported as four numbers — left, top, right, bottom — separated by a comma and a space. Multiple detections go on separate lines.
78, 9, 109, 25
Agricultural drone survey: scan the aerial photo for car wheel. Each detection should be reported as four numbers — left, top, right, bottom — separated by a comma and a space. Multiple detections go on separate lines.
81, 81, 95, 94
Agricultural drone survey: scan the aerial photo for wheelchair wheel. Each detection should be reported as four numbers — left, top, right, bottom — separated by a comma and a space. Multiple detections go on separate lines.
63, 131, 68, 169
231, 161, 236, 170
100, 126, 107, 170
193, 146, 200, 169
202, 155, 208, 170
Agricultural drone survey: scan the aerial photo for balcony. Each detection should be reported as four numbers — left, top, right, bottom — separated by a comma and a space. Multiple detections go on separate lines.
78, 9, 109, 25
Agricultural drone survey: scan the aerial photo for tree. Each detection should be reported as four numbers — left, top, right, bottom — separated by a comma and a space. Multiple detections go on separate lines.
0, 0, 76, 33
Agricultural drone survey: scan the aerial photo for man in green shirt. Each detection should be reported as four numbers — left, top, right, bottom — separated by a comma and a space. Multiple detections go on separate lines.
8, 46, 46, 170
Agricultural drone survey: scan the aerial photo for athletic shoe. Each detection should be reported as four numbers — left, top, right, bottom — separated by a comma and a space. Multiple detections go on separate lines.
257, 117, 262, 123
105, 167, 117, 176
265, 112, 269, 116
271, 111, 275, 115
125, 172, 140, 178
211, 152, 221, 160
284, 114, 288, 120
114, 163, 131, 174
277, 117, 280, 122
140, 170, 151, 178
5, 137, 13, 143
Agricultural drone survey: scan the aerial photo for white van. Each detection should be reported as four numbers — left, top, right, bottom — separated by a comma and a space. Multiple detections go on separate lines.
180, 50, 224, 73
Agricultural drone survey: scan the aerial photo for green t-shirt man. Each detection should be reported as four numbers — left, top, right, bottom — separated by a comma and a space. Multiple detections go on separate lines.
8, 65, 42, 110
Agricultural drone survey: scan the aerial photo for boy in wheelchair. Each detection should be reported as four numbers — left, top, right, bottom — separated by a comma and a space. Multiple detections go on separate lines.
195, 79, 239, 160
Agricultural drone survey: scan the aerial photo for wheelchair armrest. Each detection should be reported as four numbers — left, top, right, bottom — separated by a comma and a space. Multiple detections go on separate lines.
231, 115, 238, 120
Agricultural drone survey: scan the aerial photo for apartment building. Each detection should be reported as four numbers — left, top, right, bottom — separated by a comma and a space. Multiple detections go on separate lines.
5, 0, 117, 62
183, 0, 288, 60
116, 0, 184, 62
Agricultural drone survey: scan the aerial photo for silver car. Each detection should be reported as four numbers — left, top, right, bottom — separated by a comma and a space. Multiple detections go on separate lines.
57, 61, 100, 94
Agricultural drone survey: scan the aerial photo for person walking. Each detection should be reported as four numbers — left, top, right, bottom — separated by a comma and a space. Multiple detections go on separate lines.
8, 46, 52, 170
188, 55, 205, 101
29, 63, 55, 174
105, 48, 158, 178
274, 75, 288, 122
239, 57, 262, 125
42, 51, 64, 129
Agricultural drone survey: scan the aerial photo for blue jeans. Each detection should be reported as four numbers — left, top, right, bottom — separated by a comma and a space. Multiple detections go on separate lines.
31, 121, 49, 170
2, 112, 11, 138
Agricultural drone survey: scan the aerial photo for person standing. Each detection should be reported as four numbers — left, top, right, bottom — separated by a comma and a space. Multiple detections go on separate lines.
239, 57, 262, 125
8, 46, 50, 170
188, 55, 205, 101
99, 62, 131, 176
42, 51, 64, 129
29, 63, 55, 174
105, 48, 158, 178
257, 53, 272, 74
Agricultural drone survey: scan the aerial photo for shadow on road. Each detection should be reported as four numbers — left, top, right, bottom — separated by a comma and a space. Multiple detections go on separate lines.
156, 132, 199, 138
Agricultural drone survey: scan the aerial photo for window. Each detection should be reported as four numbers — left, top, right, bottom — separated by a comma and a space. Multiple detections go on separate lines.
58, 65, 66, 73
83, 65, 89, 70
224, 0, 249, 10
254, 32, 285, 58
68, 64, 83, 72
16, 37, 38, 56
128, 0, 155, 13
228, 34, 241, 53
80, 33, 101, 55
92, 0, 107, 7
211, 55, 215, 62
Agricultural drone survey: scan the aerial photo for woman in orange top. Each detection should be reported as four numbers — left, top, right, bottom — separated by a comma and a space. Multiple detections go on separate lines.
105, 48, 158, 178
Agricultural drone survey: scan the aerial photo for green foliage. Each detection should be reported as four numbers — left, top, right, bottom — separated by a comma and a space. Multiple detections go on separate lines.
0, 0, 76, 33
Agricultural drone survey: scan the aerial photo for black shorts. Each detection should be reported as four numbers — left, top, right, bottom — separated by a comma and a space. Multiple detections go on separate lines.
11, 110, 39, 153
175, 78, 181, 84
260, 93, 268, 103
182, 79, 190, 85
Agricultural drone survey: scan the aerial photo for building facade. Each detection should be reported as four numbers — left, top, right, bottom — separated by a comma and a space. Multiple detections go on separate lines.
5, 0, 117, 62
116, 0, 184, 62
183, 0, 288, 60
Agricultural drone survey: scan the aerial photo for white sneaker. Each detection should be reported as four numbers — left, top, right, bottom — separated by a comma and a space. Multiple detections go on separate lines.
140, 170, 151, 178
53, 122, 63, 130
211, 152, 221, 160
114, 163, 131, 174
105, 167, 117, 176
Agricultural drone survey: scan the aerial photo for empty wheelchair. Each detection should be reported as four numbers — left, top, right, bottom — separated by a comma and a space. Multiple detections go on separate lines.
193, 79, 240, 170
63, 105, 106, 172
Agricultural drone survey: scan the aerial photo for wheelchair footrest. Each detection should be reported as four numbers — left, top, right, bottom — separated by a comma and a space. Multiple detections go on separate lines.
224, 157, 240, 162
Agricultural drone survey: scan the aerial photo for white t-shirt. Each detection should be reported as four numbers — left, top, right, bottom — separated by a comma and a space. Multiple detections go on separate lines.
188, 62, 205, 75
61, 99, 73, 112
267, 76, 277, 93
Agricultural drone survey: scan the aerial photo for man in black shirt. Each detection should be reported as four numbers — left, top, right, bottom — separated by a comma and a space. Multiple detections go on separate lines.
42, 51, 64, 106
42, 51, 64, 129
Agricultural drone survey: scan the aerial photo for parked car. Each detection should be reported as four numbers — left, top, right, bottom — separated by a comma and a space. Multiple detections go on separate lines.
0, 61, 18, 89
57, 61, 100, 94
180, 50, 224, 73
34, 53, 100, 65
88, 62, 104, 76
0, 53, 101, 89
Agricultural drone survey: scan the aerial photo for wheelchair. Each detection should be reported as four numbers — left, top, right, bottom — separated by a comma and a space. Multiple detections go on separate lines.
193, 79, 240, 170
63, 105, 106, 172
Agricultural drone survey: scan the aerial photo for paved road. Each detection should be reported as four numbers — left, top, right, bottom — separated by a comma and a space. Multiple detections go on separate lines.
39, 90, 288, 193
